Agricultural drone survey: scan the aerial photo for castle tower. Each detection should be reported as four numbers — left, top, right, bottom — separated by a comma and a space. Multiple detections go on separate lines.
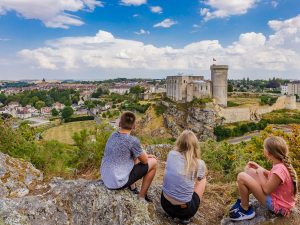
210, 65, 228, 107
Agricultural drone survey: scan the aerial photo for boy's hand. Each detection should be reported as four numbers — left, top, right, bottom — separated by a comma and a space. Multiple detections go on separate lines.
247, 161, 260, 169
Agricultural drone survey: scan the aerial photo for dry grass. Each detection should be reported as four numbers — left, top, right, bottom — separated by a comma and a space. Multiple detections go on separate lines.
227, 97, 260, 107
43, 121, 96, 145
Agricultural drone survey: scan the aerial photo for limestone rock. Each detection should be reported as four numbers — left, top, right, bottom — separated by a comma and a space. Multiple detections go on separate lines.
0, 152, 43, 198
163, 101, 221, 141
145, 144, 173, 161
0, 178, 158, 225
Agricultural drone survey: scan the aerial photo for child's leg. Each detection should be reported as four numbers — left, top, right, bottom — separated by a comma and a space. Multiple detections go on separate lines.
245, 167, 268, 186
130, 158, 140, 190
194, 177, 206, 199
139, 158, 157, 198
237, 172, 267, 210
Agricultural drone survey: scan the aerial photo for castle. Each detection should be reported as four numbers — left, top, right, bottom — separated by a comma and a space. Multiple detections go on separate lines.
166, 65, 228, 107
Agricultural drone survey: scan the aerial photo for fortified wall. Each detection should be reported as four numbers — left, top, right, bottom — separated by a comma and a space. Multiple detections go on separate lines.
218, 95, 297, 124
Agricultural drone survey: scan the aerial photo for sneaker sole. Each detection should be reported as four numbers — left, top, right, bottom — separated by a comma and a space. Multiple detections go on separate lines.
230, 212, 256, 221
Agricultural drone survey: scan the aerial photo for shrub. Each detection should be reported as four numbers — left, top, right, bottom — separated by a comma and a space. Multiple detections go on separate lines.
64, 116, 94, 123
154, 103, 167, 116
227, 101, 239, 107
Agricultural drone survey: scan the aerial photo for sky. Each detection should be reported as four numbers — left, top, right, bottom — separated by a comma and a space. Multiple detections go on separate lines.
0, 0, 300, 80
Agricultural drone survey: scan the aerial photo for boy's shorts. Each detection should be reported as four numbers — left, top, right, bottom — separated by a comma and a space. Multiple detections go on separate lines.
118, 162, 149, 189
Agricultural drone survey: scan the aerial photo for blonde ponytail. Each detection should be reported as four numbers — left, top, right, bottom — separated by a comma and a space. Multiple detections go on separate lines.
175, 130, 200, 179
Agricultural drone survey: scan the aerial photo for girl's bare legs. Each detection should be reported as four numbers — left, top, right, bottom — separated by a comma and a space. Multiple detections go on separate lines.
237, 171, 267, 210
194, 177, 206, 199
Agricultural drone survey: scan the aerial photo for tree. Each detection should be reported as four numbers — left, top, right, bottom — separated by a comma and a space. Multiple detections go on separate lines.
51, 108, 59, 117
84, 100, 96, 109
0, 94, 7, 104
35, 100, 46, 110
129, 85, 145, 95
227, 84, 233, 92
61, 106, 74, 120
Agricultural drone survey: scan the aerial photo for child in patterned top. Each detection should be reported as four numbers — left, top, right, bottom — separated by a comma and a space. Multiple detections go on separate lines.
100, 111, 157, 202
229, 136, 298, 221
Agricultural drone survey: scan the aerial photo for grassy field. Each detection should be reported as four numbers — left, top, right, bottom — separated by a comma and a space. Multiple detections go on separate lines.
227, 97, 260, 107
43, 121, 97, 145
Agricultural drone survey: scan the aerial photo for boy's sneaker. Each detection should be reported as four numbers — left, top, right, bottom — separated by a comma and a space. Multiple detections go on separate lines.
128, 187, 139, 195
229, 199, 241, 213
229, 204, 255, 221
179, 219, 191, 224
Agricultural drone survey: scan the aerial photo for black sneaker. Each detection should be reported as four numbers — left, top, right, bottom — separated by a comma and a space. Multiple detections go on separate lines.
144, 194, 153, 203
180, 219, 191, 224
128, 187, 140, 195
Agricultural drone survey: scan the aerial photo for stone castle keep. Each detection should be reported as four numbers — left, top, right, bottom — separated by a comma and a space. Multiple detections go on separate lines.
166, 65, 228, 107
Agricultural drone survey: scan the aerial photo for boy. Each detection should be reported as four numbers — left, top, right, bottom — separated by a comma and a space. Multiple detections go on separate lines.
100, 111, 157, 202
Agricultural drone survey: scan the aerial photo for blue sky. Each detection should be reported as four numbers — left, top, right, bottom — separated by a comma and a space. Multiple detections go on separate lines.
0, 0, 300, 80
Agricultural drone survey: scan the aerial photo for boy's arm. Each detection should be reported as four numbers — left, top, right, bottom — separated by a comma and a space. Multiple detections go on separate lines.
138, 151, 148, 164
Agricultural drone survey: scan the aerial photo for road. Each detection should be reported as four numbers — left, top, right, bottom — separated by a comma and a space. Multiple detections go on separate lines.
87, 110, 101, 124
226, 125, 292, 145
26, 117, 50, 127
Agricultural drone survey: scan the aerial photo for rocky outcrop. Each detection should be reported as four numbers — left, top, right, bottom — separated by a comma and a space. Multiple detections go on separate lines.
0, 152, 43, 198
145, 144, 173, 161
163, 101, 221, 141
0, 151, 299, 225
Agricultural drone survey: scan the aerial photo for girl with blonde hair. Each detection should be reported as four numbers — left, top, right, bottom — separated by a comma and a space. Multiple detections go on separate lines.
229, 136, 298, 221
161, 130, 207, 224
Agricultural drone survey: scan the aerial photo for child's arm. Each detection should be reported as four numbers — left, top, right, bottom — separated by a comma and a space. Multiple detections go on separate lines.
247, 161, 269, 173
259, 173, 282, 195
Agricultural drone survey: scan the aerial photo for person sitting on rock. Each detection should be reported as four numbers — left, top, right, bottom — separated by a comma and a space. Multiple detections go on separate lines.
161, 130, 207, 224
100, 111, 157, 202
229, 136, 298, 221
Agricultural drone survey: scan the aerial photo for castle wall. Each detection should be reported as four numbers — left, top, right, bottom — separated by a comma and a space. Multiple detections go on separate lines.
219, 95, 297, 123
166, 75, 205, 102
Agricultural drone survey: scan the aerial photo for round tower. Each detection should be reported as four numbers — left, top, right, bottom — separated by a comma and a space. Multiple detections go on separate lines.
210, 65, 228, 107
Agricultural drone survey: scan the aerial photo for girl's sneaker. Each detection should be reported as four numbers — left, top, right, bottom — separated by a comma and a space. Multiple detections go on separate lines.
229, 203, 255, 221
229, 199, 241, 213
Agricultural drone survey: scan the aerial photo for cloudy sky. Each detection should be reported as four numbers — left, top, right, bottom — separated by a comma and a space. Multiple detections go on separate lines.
0, 0, 300, 80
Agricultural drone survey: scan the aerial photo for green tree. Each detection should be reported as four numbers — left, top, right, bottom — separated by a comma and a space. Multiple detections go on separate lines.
227, 84, 234, 92
51, 108, 59, 117
35, 100, 46, 110
0, 94, 7, 104
129, 85, 145, 94
84, 100, 96, 109
61, 106, 74, 120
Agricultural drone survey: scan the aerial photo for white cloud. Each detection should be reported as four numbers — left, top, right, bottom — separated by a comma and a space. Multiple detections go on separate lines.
121, 0, 147, 6
0, 38, 10, 41
150, 6, 163, 14
200, 0, 258, 21
19, 15, 300, 74
271, 0, 279, 8
0, 0, 103, 29
134, 29, 150, 35
154, 19, 177, 28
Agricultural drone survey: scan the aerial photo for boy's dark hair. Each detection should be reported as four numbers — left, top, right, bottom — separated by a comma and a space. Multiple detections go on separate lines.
119, 111, 136, 130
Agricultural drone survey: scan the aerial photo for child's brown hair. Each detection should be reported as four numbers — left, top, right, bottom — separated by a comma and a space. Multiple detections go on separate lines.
264, 136, 298, 195
119, 111, 136, 130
